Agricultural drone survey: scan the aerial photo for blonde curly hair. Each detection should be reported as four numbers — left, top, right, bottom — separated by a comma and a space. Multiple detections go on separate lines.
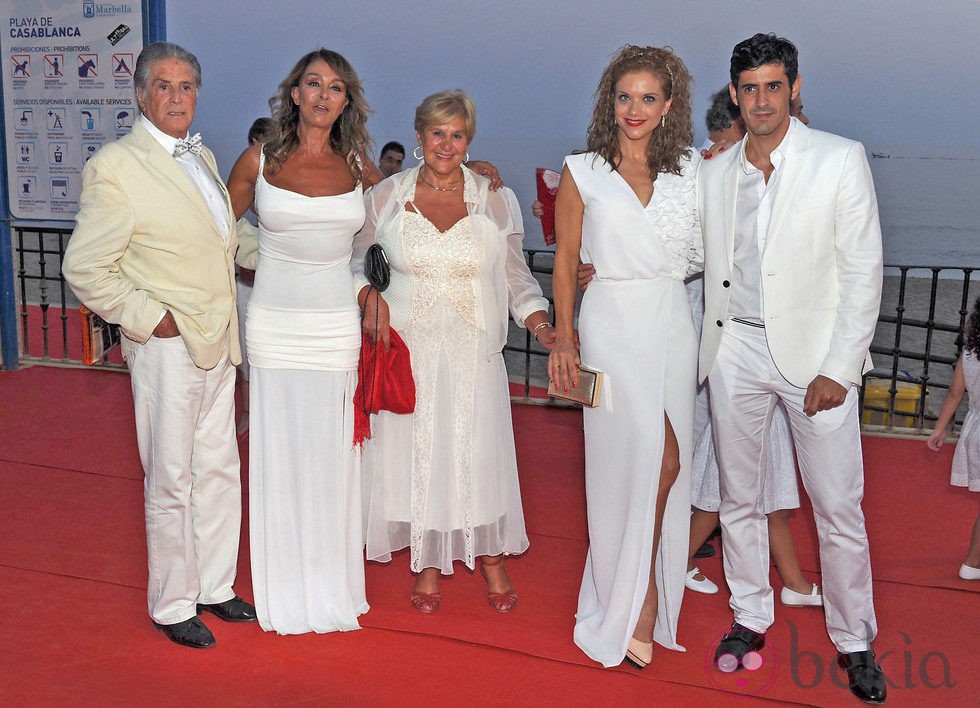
586, 45, 693, 176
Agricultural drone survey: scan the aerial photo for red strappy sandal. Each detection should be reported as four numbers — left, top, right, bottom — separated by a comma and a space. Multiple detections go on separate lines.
410, 590, 442, 614
480, 555, 518, 613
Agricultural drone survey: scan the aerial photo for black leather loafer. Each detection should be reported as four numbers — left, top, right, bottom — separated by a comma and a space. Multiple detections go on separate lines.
197, 595, 257, 623
837, 649, 887, 704
714, 623, 766, 671
153, 617, 216, 648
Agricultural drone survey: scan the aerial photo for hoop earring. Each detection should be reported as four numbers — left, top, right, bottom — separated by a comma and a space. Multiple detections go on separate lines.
464, 152, 470, 163
413, 146, 424, 161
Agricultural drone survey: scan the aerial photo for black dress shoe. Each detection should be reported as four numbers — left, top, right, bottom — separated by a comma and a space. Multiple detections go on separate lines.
837, 649, 887, 704
694, 541, 716, 559
197, 595, 257, 622
714, 623, 766, 671
153, 617, 216, 648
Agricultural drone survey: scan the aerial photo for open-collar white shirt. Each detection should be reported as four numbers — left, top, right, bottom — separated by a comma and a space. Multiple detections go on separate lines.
729, 117, 851, 389
139, 114, 229, 239
728, 117, 798, 326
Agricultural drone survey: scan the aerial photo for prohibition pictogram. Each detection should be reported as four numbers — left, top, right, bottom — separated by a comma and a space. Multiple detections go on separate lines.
11, 55, 30, 77
44, 54, 64, 78
78, 54, 98, 78
112, 53, 133, 77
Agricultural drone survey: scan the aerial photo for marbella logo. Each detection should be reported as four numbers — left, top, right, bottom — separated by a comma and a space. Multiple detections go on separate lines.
82, 2, 133, 19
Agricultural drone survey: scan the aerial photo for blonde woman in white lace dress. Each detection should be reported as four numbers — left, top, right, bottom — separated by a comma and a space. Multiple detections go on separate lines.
355, 90, 555, 614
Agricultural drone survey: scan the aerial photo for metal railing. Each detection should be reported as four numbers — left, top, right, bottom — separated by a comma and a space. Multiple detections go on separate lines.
862, 265, 977, 433
503, 249, 556, 401
16, 225, 71, 363
5, 230, 977, 434
8, 223, 124, 370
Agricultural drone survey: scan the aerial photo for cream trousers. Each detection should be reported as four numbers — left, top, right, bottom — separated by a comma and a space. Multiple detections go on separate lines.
123, 334, 241, 624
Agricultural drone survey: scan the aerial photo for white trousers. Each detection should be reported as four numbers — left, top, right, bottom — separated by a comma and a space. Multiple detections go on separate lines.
707, 321, 877, 653
123, 334, 241, 624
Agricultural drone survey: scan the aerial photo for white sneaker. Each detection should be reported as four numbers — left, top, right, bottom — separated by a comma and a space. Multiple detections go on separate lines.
685, 567, 719, 594
959, 563, 980, 580
780, 583, 823, 607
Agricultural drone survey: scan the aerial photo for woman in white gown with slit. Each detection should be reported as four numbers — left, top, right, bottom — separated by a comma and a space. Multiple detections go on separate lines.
550, 46, 701, 669
227, 49, 384, 634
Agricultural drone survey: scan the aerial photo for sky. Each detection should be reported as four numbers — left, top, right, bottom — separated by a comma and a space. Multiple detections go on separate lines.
169, 0, 980, 226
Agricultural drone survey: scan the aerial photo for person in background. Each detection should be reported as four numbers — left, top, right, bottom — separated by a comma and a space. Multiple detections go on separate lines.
550, 45, 701, 671
699, 86, 744, 155
686, 86, 745, 568
926, 296, 980, 581
699, 33, 885, 703
791, 94, 809, 125
357, 90, 554, 615
378, 140, 405, 177
233, 116, 276, 435
63, 41, 256, 649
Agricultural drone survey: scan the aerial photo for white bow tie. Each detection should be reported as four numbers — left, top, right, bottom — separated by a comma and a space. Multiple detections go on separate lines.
173, 133, 203, 158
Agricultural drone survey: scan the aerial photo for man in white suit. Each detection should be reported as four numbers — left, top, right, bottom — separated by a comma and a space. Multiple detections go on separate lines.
63, 42, 255, 648
699, 34, 886, 703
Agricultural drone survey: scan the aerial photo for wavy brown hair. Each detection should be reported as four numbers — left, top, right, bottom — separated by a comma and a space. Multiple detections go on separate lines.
965, 297, 980, 356
264, 48, 372, 180
586, 45, 693, 177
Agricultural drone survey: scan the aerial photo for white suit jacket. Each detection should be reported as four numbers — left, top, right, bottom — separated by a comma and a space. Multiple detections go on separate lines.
63, 120, 240, 369
698, 119, 882, 388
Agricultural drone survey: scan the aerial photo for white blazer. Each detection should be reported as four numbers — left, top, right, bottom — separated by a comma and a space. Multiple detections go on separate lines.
698, 119, 882, 389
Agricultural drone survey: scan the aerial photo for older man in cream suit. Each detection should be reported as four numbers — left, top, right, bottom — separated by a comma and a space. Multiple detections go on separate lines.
63, 42, 255, 649
699, 34, 886, 703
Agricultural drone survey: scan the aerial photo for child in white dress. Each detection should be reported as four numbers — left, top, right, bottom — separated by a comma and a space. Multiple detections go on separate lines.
926, 297, 980, 580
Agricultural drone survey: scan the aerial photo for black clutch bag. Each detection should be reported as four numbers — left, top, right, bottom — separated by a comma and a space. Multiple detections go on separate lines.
365, 243, 391, 292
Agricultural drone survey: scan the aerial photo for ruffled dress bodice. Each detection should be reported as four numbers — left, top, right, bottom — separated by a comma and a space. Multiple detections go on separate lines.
566, 152, 702, 283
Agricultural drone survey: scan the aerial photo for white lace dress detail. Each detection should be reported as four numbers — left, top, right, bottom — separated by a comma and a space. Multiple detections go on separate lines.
403, 212, 482, 569
360, 166, 537, 575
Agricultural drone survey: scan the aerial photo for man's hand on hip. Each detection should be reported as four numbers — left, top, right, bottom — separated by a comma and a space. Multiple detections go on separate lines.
803, 375, 847, 416
152, 311, 180, 338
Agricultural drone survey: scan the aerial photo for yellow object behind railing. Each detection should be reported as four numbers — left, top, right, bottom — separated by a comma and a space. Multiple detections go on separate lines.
862, 380, 925, 427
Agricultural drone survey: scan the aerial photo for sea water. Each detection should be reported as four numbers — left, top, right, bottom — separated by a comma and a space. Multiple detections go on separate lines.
871, 154, 980, 267
522, 153, 980, 269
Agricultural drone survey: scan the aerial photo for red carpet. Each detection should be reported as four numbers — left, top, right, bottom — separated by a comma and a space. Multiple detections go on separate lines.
1, 365, 978, 705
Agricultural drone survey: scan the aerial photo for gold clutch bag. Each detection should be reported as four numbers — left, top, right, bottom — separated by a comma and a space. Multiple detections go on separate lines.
548, 366, 603, 408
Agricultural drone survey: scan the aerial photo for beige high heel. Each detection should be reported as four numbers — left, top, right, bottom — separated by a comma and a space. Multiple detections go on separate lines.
625, 637, 653, 669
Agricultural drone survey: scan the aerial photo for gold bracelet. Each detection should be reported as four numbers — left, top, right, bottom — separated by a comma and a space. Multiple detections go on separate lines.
532, 321, 554, 340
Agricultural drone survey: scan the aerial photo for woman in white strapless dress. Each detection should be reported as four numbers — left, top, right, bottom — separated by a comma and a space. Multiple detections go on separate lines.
227, 49, 385, 634
550, 46, 700, 669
